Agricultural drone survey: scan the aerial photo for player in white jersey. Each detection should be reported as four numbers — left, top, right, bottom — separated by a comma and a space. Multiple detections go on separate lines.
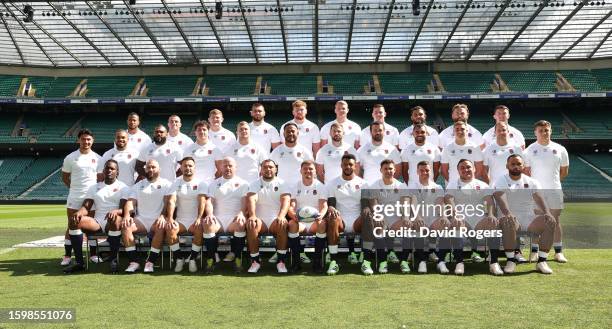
524, 120, 570, 263
325, 154, 366, 275
126, 112, 152, 153
249, 103, 281, 153
63, 160, 128, 274
315, 122, 360, 183
122, 159, 175, 273
356, 121, 401, 183
320, 100, 361, 149
360, 104, 400, 149
493, 154, 557, 274
208, 109, 237, 154
60, 129, 102, 268
136, 124, 183, 182
270, 123, 314, 186
365, 160, 411, 274
166, 114, 194, 151
99, 129, 139, 186
481, 105, 525, 149
280, 100, 320, 155
245, 159, 292, 274
401, 123, 441, 184
406, 161, 446, 273
225, 121, 267, 182
206, 157, 249, 272
399, 106, 440, 150
286, 160, 328, 273
167, 157, 211, 273
444, 159, 497, 275
438, 104, 483, 149
184, 120, 222, 184
441, 121, 485, 186
483, 122, 523, 184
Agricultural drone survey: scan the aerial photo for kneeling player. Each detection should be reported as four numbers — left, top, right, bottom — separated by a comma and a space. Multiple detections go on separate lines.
64, 160, 129, 273
287, 160, 328, 273
121, 160, 175, 273
493, 154, 556, 274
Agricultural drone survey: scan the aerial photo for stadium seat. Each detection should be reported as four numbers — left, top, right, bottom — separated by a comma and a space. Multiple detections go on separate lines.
377, 73, 432, 94
438, 72, 496, 93
500, 71, 557, 92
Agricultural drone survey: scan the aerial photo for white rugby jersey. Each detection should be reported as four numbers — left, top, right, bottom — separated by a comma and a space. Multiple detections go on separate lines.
482, 124, 525, 148
483, 142, 523, 183
86, 180, 129, 222
138, 142, 183, 182
441, 141, 483, 185
249, 121, 280, 154
406, 180, 445, 224
225, 141, 267, 183
270, 144, 314, 186
493, 174, 541, 219
99, 147, 139, 186
292, 179, 328, 209
400, 142, 441, 185
326, 175, 365, 222
166, 132, 194, 152
208, 127, 236, 154
171, 177, 207, 222
360, 124, 400, 147
365, 178, 408, 222
127, 129, 151, 153
320, 119, 361, 147
356, 141, 401, 183
524, 141, 569, 190
62, 150, 101, 198
208, 176, 249, 221
315, 142, 358, 183
248, 177, 291, 221
398, 124, 439, 150
184, 141, 222, 184
438, 124, 483, 149
129, 177, 174, 221
445, 178, 491, 208
280, 119, 320, 151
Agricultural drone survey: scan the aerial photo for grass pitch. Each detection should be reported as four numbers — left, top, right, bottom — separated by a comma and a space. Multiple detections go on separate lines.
0, 203, 611, 329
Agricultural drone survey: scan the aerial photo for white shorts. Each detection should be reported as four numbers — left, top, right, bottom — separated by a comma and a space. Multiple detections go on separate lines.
215, 216, 234, 230
176, 218, 196, 228
542, 190, 564, 209
66, 196, 86, 210
342, 216, 359, 234
515, 212, 537, 230
135, 216, 157, 232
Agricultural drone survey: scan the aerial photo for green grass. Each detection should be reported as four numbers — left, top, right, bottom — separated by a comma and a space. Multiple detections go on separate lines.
0, 204, 611, 328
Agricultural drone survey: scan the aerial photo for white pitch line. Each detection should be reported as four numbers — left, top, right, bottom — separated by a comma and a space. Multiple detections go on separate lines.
0, 248, 16, 255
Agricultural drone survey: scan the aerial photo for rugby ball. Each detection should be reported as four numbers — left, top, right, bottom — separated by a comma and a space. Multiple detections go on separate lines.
297, 206, 319, 223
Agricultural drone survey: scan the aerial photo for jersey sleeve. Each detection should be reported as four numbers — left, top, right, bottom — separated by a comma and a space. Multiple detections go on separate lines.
400, 149, 409, 163
164, 181, 176, 197
97, 152, 109, 173
61, 154, 73, 173
85, 183, 97, 200
315, 147, 324, 165
128, 184, 139, 200
247, 179, 261, 194
197, 181, 209, 196
319, 123, 329, 140
390, 148, 401, 163
433, 147, 442, 162
440, 148, 450, 164
119, 185, 130, 200
137, 146, 148, 162
303, 147, 314, 161
269, 126, 281, 144
318, 183, 329, 200
482, 147, 491, 166
473, 146, 484, 162
560, 147, 569, 167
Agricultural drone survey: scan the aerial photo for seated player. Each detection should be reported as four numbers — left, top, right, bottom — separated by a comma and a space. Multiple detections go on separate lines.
287, 160, 328, 273
493, 154, 557, 275
121, 159, 175, 273
63, 159, 129, 274
325, 154, 367, 275
245, 160, 292, 274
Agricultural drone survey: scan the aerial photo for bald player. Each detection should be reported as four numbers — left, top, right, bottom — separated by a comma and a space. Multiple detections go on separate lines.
99, 129, 139, 186
320, 101, 361, 149
166, 114, 194, 151
401, 123, 441, 184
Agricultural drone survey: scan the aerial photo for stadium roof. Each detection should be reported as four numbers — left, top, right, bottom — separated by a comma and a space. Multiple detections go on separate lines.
0, 0, 611, 67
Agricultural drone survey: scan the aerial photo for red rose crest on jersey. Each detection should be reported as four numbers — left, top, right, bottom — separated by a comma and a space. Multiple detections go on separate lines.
138, 138, 142, 143
263, 129, 268, 134
297, 152, 302, 158
221, 136, 226, 140
468, 133, 472, 138
234, 183, 239, 187
156, 185, 161, 189
355, 184, 360, 190
393, 188, 399, 193
344, 150, 349, 155
250, 148, 255, 154
384, 149, 389, 154
208, 149, 213, 155
305, 128, 310, 132
553, 149, 557, 154
476, 185, 481, 191
524, 183, 529, 188
92, 159, 96, 163
427, 149, 432, 154
113, 188, 118, 192
193, 185, 197, 190
313, 190, 317, 195
510, 133, 514, 138
128, 154, 132, 159
386, 131, 390, 135
348, 125, 352, 130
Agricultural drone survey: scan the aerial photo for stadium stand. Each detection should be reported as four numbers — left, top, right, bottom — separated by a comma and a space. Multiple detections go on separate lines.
560, 70, 604, 91
322, 73, 373, 95
563, 154, 612, 200
47, 77, 87, 98
0, 157, 62, 198
565, 111, 612, 139
377, 73, 432, 94
85, 76, 140, 98
24, 170, 67, 200
262, 74, 318, 96
79, 113, 128, 143
203, 75, 258, 96
24, 76, 56, 98
500, 71, 557, 92
580, 153, 612, 177
0, 75, 22, 97
21, 113, 80, 143
591, 68, 612, 90
438, 72, 495, 93
143, 75, 200, 97
0, 157, 34, 198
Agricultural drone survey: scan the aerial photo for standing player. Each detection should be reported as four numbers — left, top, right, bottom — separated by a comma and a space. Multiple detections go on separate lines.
320, 101, 361, 149
481, 105, 525, 149
483, 122, 523, 185
398, 106, 440, 150
60, 129, 101, 267
357, 121, 401, 183
493, 154, 557, 274
168, 157, 211, 273
99, 129, 139, 186
287, 161, 329, 273
121, 159, 175, 273
280, 100, 321, 155
126, 112, 152, 153
167, 114, 194, 151
401, 123, 441, 184
206, 157, 249, 272
208, 109, 237, 154
245, 159, 292, 274
315, 122, 359, 183
437, 104, 483, 149
136, 124, 183, 182
184, 120, 222, 184
63, 160, 129, 274
325, 154, 366, 275
249, 103, 281, 153
360, 104, 400, 149
225, 122, 267, 182
441, 121, 484, 186
524, 120, 569, 263
270, 123, 314, 186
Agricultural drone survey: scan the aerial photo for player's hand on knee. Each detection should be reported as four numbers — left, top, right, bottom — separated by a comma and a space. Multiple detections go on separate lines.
412, 218, 425, 230
122, 217, 133, 229
154, 218, 165, 230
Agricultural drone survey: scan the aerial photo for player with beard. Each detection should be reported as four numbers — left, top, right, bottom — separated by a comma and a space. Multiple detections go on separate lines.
184, 120, 222, 184
99, 129, 139, 186
401, 123, 441, 185
320, 101, 361, 149
126, 112, 152, 153
270, 123, 313, 186
136, 124, 183, 182
63, 160, 129, 274
166, 114, 194, 151
122, 159, 175, 273
437, 104, 483, 150
315, 122, 359, 183
245, 159, 292, 274
225, 122, 267, 182
399, 106, 440, 150
249, 103, 281, 153
357, 121, 401, 183
280, 100, 320, 155
360, 104, 400, 149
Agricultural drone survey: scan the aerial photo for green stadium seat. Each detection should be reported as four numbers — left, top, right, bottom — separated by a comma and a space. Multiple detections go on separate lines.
591, 68, 612, 91
500, 71, 557, 93
438, 72, 495, 93
580, 153, 612, 176
560, 70, 603, 92
563, 154, 612, 200
261, 75, 318, 96
203, 75, 258, 96
377, 73, 432, 94
322, 74, 373, 95
0, 75, 22, 97
0, 157, 62, 198
144, 75, 199, 97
